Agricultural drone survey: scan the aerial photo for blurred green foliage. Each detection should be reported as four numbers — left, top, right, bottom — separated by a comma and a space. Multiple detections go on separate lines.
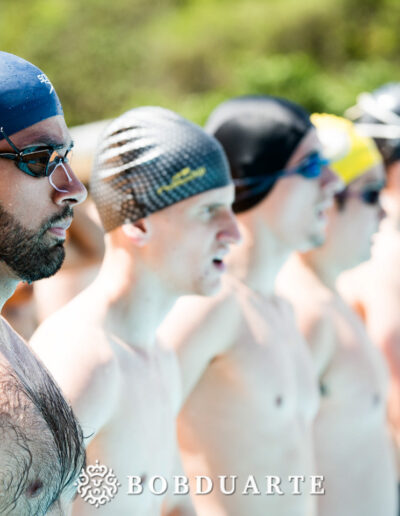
1, 0, 400, 126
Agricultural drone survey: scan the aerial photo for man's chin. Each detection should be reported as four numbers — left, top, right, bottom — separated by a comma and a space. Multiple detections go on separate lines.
16, 244, 65, 283
198, 277, 223, 297
296, 232, 326, 252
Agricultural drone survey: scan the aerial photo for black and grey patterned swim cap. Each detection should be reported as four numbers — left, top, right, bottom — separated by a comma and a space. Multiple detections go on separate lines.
90, 107, 232, 232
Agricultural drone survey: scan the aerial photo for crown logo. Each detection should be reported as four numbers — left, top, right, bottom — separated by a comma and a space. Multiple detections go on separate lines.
75, 460, 121, 508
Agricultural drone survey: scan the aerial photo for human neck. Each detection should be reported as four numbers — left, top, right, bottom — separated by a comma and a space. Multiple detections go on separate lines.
0, 262, 21, 312
300, 248, 342, 291
226, 212, 291, 297
92, 246, 177, 350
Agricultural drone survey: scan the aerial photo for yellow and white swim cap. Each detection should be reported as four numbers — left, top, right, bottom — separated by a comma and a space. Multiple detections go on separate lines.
311, 113, 382, 185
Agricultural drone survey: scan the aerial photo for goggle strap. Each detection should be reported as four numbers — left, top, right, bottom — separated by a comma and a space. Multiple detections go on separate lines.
0, 127, 21, 155
234, 176, 278, 202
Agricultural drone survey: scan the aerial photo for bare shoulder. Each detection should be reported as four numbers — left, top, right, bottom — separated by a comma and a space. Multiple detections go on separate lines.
158, 275, 241, 355
156, 342, 182, 413
31, 290, 113, 366
158, 276, 243, 401
30, 292, 119, 437
0, 316, 46, 380
338, 261, 372, 305
270, 294, 297, 319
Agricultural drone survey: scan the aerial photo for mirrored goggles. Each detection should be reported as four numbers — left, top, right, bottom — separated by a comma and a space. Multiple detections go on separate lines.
0, 127, 74, 192
234, 152, 329, 201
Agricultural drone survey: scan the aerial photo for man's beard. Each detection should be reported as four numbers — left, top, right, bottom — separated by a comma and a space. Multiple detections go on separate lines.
0, 204, 73, 283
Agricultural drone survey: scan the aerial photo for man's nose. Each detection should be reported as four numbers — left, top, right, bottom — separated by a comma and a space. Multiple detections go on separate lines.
51, 163, 87, 206
217, 210, 242, 245
320, 165, 344, 196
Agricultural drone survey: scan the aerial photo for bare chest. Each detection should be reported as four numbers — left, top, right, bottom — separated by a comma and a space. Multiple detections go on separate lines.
320, 304, 389, 415
86, 346, 179, 481
189, 299, 319, 430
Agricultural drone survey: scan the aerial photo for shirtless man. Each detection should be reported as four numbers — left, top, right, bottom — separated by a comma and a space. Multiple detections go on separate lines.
31, 106, 241, 515
340, 84, 400, 475
0, 52, 87, 514
278, 114, 397, 516
158, 95, 341, 516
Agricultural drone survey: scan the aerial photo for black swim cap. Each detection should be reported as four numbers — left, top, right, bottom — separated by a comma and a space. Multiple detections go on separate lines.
90, 107, 232, 232
0, 51, 63, 139
205, 95, 313, 213
346, 83, 400, 166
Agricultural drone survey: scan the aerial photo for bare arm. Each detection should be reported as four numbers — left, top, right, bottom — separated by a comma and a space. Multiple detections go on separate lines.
30, 313, 118, 443
158, 288, 240, 403
162, 444, 196, 516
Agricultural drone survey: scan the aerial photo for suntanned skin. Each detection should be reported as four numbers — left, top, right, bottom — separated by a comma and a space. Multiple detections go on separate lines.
158, 129, 341, 516
339, 161, 400, 466
31, 184, 240, 516
0, 115, 87, 515
3, 200, 104, 340
0, 319, 76, 516
278, 165, 398, 516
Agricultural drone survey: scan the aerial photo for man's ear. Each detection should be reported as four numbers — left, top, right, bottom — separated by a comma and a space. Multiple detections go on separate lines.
121, 218, 151, 247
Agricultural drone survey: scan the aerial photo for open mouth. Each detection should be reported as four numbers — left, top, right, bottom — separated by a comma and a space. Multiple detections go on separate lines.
212, 258, 226, 271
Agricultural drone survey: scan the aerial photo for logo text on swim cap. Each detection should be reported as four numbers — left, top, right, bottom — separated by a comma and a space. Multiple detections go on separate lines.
157, 166, 206, 195
37, 74, 54, 94
74, 460, 121, 508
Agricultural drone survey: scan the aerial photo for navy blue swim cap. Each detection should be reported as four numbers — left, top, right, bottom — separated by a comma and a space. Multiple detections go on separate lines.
206, 95, 313, 213
0, 52, 63, 140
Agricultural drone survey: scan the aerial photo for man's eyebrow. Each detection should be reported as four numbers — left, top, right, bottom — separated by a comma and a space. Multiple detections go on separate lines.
355, 176, 386, 188
18, 132, 73, 149
25, 138, 73, 149
200, 201, 230, 212
362, 180, 386, 189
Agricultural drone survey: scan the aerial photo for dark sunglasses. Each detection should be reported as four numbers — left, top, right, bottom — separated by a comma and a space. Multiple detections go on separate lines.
335, 182, 385, 207
0, 126, 73, 178
234, 152, 329, 201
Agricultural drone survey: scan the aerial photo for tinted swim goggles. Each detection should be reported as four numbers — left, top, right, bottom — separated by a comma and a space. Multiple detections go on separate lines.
234, 152, 329, 202
335, 181, 385, 207
0, 127, 74, 192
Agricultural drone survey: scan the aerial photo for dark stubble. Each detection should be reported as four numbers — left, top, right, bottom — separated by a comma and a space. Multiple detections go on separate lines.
0, 204, 73, 283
